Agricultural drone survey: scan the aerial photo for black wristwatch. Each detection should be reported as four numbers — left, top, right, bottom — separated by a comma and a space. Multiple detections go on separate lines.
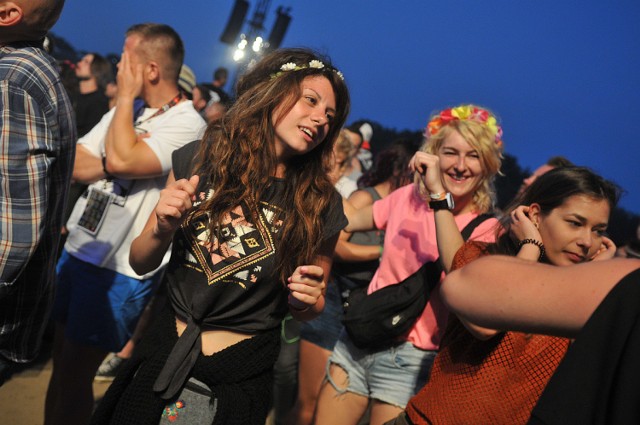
429, 192, 455, 211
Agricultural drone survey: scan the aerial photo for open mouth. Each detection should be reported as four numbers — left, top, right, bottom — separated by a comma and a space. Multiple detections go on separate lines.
300, 127, 314, 139
447, 173, 471, 182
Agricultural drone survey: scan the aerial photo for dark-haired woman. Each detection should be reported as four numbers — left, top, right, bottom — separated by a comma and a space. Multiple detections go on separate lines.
91, 48, 350, 425
390, 166, 619, 425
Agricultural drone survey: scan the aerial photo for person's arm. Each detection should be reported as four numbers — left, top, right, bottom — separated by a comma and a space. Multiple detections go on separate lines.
103, 51, 163, 179
441, 256, 640, 338
334, 229, 382, 262
129, 171, 199, 275
509, 205, 546, 261
0, 89, 52, 284
342, 199, 375, 232
334, 189, 381, 262
72, 144, 106, 184
409, 151, 463, 272
287, 232, 340, 321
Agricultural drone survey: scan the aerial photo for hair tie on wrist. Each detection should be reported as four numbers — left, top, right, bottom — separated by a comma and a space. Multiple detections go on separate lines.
289, 303, 310, 313
518, 238, 545, 261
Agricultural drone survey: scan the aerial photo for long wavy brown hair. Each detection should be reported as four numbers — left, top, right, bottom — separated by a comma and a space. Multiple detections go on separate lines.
194, 48, 350, 283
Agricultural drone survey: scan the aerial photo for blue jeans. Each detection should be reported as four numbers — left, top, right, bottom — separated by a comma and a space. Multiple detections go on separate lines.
327, 329, 436, 408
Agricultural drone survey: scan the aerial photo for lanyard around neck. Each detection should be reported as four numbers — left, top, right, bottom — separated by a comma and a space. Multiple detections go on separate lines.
134, 93, 183, 126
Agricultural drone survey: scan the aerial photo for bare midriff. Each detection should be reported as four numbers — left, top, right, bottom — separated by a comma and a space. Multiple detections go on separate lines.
175, 317, 255, 356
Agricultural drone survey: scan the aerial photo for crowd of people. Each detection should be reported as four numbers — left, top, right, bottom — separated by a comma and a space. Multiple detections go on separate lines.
1, 1, 640, 425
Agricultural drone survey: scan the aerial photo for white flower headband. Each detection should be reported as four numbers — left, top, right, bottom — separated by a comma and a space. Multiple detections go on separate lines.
271, 60, 344, 81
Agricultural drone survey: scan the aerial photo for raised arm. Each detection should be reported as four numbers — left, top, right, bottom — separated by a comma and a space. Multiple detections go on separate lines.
129, 171, 199, 275
104, 51, 163, 179
441, 256, 640, 338
409, 151, 463, 272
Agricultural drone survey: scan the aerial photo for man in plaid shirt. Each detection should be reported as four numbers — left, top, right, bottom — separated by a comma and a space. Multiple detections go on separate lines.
0, 0, 75, 385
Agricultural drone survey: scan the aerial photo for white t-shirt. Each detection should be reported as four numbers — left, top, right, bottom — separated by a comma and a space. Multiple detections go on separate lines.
335, 175, 358, 198
65, 100, 206, 279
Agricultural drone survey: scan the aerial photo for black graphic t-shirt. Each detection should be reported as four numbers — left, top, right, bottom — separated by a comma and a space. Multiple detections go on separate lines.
167, 140, 348, 333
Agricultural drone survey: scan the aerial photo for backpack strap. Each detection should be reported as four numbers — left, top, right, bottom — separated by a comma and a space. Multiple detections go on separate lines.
427, 213, 495, 291
460, 213, 495, 240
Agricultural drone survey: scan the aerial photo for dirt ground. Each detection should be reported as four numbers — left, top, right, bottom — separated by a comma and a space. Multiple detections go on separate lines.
0, 352, 110, 425
0, 349, 277, 425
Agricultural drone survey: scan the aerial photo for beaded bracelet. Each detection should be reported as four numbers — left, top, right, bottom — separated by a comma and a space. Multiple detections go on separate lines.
518, 238, 545, 261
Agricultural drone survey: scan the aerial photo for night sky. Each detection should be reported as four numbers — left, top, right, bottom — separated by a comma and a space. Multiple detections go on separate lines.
52, 0, 640, 214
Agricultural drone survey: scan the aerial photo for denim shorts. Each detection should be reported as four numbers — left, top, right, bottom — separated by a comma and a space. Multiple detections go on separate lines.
51, 250, 160, 352
300, 279, 344, 350
327, 329, 436, 408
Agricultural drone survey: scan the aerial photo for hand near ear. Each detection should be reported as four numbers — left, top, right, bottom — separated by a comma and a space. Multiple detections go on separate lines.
591, 236, 616, 262
510, 205, 542, 242
409, 151, 445, 196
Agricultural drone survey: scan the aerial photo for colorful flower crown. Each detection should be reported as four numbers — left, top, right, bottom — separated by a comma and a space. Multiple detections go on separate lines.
271, 60, 344, 81
426, 105, 503, 145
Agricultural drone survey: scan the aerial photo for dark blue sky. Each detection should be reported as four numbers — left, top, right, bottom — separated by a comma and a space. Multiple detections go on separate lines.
52, 0, 640, 214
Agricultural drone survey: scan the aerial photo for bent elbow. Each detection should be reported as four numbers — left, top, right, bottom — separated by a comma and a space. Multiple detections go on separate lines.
129, 251, 156, 277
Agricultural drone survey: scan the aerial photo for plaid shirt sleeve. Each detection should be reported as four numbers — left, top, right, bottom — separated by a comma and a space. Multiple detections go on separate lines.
0, 80, 53, 286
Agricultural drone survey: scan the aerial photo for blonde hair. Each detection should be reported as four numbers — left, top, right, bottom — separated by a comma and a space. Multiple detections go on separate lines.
332, 129, 357, 177
416, 109, 503, 213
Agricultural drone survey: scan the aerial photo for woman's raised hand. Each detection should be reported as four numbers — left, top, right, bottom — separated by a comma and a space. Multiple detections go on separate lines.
154, 175, 200, 237
287, 265, 325, 311
510, 205, 542, 242
409, 151, 446, 195
591, 236, 617, 262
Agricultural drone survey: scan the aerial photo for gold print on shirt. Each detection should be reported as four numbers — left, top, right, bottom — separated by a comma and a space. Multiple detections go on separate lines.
182, 197, 284, 288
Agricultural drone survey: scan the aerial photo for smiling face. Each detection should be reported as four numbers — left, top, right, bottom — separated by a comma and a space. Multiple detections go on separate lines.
437, 129, 485, 212
272, 75, 336, 165
533, 194, 610, 266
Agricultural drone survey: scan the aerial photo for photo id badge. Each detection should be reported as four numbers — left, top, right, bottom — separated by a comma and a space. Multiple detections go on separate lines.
77, 186, 114, 235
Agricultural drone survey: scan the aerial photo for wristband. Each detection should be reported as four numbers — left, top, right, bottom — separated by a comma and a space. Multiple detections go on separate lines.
518, 238, 545, 261
289, 303, 310, 313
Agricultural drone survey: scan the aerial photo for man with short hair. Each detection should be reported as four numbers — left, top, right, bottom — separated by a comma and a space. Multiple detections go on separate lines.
45, 23, 206, 425
0, 0, 75, 386
517, 156, 573, 196
203, 65, 231, 106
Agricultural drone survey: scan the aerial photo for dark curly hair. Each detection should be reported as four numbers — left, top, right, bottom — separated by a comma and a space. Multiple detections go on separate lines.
195, 48, 350, 283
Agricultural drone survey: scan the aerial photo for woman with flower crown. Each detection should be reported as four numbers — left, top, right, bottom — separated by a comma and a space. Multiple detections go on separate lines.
90, 48, 350, 425
314, 105, 504, 425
